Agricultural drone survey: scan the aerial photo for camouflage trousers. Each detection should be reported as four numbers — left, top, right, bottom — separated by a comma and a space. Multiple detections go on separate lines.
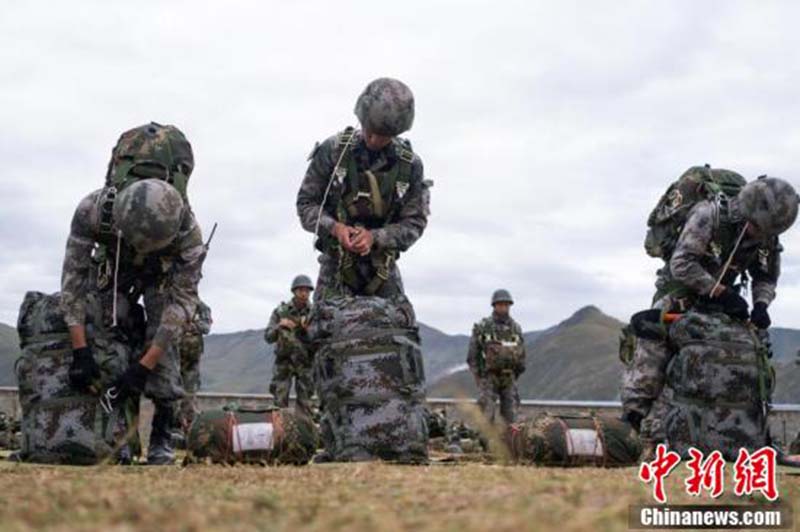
620, 337, 671, 444
178, 333, 203, 430
270, 356, 315, 418
313, 253, 405, 303
477, 373, 520, 424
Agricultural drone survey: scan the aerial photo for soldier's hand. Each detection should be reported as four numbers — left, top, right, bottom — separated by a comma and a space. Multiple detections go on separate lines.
750, 302, 771, 329
711, 288, 750, 321
331, 222, 356, 252
351, 228, 374, 256
69, 347, 101, 392
279, 318, 297, 329
112, 362, 152, 402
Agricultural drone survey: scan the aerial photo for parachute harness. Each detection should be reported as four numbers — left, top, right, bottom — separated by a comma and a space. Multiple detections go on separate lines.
312, 129, 357, 249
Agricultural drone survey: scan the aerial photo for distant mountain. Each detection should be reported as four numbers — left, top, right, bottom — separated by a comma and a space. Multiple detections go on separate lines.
1, 305, 799, 402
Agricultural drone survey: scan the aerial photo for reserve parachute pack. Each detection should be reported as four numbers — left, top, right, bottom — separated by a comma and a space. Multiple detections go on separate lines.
185, 403, 318, 465
310, 295, 429, 463
478, 319, 525, 375
664, 310, 773, 460
644, 165, 746, 259
507, 413, 642, 467
15, 291, 134, 464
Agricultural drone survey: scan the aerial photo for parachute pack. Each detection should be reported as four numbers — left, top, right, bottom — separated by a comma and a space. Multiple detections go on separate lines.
644, 165, 746, 259
186, 403, 318, 465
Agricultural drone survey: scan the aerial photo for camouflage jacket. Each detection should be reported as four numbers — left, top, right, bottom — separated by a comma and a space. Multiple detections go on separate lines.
296, 129, 430, 254
264, 299, 312, 356
667, 200, 780, 305
467, 313, 526, 376
60, 188, 206, 349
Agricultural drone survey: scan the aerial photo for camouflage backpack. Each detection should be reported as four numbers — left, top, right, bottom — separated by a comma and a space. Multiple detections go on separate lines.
507, 413, 642, 467
15, 291, 135, 464
475, 318, 525, 375
186, 403, 318, 465
644, 165, 746, 259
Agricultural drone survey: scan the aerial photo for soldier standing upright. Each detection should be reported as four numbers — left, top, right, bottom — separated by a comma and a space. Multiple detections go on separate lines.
264, 275, 315, 418
296, 77, 431, 302
467, 289, 527, 424
61, 123, 205, 465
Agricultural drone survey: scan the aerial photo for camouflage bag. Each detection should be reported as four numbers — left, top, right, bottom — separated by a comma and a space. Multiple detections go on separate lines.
15, 291, 132, 464
645, 165, 746, 259
311, 295, 429, 463
185, 403, 318, 465
664, 310, 772, 460
507, 413, 642, 467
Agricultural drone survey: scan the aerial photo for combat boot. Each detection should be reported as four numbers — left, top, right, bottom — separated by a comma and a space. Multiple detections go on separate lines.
147, 404, 176, 466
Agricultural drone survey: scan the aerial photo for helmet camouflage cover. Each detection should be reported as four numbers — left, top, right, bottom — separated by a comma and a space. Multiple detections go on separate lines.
291, 274, 315, 291
113, 179, 185, 254
491, 289, 514, 306
354, 78, 415, 137
737, 177, 799, 236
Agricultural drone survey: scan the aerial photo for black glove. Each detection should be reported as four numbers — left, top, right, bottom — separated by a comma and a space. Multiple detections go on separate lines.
111, 362, 152, 402
706, 289, 750, 321
68, 347, 101, 392
750, 302, 771, 329
621, 411, 643, 433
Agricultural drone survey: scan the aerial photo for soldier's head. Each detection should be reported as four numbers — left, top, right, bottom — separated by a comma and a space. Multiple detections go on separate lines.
291, 274, 314, 305
113, 179, 185, 254
354, 78, 415, 150
737, 177, 799, 239
107, 122, 194, 195
491, 289, 514, 317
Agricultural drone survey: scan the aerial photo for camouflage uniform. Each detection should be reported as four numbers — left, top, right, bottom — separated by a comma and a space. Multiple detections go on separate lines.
178, 300, 212, 430
296, 78, 430, 303
467, 313, 526, 424
60, 188, 205, 451
264, 298, 314, 417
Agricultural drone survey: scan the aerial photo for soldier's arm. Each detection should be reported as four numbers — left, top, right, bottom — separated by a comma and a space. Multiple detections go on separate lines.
371, 156, 429, 252
466, 324, 482, 375
264, 308, 282, 344
749, 240, 781, 306
60, 191, 101, 347
516, 323, 527, 374
296, 136, 338, 236
669, 201, 718, 296
147, 213, 206, 360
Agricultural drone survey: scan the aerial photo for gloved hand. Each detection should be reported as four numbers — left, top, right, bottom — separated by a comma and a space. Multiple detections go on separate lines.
750, 302, 771, 329
707, 289, 750, 321
111, 362, 152, 402
68, 347, 101, 392
621, 411, 643, 433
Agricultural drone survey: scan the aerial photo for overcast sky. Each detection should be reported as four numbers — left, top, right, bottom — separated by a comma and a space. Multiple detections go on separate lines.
2, 1, 800, 334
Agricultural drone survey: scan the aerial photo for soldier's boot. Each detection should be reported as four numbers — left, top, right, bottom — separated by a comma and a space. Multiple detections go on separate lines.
147, 404, 176, 466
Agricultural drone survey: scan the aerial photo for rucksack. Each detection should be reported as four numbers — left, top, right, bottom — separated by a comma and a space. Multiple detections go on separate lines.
644, 165, 746, 259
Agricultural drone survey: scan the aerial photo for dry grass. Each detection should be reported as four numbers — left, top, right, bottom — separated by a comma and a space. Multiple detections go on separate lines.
1, 456, 799, 532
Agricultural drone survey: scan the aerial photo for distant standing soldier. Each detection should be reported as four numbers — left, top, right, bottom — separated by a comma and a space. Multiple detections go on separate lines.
296, 77, 432, 301
467, 289, 527, 424
264, 275, 315, 417
178, 300, 212, 432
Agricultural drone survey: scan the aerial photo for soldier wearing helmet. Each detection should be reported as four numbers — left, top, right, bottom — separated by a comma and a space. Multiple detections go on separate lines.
60, 122, 206, 465
296, 78, 432, 301
264, 275, 316, 418
467, 289, 527, 424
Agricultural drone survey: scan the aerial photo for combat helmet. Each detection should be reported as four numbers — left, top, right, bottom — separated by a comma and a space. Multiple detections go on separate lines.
113, 179, 185, 254
106, 122, 194, 197
737, 177, 800, 236
491, 289, 514, 306
354, 78, 415, 137
291, 275, 315, 292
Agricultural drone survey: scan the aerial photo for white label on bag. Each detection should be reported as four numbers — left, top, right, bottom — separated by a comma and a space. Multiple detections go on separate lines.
232, 422, 274, 453
565, 428, 604, 457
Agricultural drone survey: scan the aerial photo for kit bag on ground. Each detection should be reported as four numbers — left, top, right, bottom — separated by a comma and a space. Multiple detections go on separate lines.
507, 413, 642, 467
311, 295, 429, 463
185, 403, 318, 465
664, 310, 772, 460
15, 291, 132, 464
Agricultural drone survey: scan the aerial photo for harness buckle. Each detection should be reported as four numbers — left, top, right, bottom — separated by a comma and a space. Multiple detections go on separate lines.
99, 386, 120, 414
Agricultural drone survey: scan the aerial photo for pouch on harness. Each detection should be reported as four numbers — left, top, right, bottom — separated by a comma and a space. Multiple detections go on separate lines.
664, 310, 773, 460
483, 338, 524, 375
185, 403, 318, 465
644, 165, 746, 259
507, 413, 642, 467
15, 291, 134, 464
310, 295, 428, 463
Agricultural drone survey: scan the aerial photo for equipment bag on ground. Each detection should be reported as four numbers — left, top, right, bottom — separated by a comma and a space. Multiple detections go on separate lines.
664, 310, 772, 460
311, 295, 429, 463
507, 413, 642, 467
185, 403, 318, 465
15, 291, 134, 464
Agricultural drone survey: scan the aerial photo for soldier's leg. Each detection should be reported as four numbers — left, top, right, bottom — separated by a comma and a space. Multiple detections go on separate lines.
178, 335, 203, 432
476, 377, 499, 423
269, 361, 293, 408
499, 380, 519, 424
621, 337, 671, 439
294, 364, 315, 419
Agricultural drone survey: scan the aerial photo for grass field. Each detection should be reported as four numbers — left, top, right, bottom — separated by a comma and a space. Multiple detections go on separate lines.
1, 457, 798, 532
